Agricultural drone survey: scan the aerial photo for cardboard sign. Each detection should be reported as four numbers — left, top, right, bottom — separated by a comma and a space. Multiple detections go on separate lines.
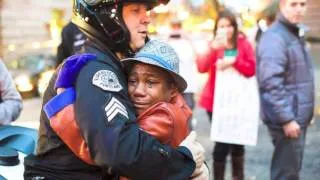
210, 67, 260, 146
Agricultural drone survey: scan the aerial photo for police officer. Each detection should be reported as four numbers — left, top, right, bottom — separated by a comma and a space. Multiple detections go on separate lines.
24, 0, 208, 179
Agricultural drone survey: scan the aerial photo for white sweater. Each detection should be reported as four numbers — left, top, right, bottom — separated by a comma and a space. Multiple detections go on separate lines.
167, 37, 198, 93
0, 60, 22, 125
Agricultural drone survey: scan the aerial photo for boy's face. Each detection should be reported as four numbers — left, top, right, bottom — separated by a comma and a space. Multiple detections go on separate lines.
122, 3, 150, 52
128, 63, 177, 115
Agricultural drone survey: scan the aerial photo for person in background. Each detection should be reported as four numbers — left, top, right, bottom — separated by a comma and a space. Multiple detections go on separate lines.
254, 14, 276, 45
196, 9, 255, 180
56, 21, 85, 67
0, 59, 23, 126
256, 0, 314, 179
167, 19, 198, 129
24, 0, 207, 179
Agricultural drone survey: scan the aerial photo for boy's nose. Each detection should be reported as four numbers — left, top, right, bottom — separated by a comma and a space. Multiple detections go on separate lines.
133, 83, 146, 97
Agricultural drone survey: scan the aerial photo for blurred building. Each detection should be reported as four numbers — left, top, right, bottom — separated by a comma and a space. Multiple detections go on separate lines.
0, 0, 72, 60
304, 0, 320, 36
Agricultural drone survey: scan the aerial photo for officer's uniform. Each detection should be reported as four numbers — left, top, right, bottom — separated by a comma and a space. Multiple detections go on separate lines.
24, 41, 195, 180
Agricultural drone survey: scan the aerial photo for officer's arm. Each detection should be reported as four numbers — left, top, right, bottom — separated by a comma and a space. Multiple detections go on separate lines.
74, 62, 195, 179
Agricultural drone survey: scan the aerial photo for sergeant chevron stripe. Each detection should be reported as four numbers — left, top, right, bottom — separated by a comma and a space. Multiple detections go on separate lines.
105, 97, 128, 122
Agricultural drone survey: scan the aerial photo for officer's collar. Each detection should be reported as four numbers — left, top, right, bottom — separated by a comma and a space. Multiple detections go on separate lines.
83, 40, 124, 70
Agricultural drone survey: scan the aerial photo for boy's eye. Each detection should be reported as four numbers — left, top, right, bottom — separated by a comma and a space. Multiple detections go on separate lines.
146, 80, 157, 87
128, 79, 137, 85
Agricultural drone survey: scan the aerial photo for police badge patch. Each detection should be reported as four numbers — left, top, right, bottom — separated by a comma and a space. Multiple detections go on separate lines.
92, 70, 123, 92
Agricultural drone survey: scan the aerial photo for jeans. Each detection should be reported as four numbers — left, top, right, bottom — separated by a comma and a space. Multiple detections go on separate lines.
268, 127, 307, 180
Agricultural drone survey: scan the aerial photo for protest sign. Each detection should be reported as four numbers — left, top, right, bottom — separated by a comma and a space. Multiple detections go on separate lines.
210, 67, 260, 146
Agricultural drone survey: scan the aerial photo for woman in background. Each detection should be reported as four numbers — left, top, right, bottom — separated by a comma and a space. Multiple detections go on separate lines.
196, 9, 255, 180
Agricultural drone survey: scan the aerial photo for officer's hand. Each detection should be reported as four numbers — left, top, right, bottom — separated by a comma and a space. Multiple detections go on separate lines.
283, 121, 301, 139
190, 163, 210, 180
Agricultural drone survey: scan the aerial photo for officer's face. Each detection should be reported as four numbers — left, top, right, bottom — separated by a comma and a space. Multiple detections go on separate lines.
280, 0, 307, 24
128, 63, 178, 115
123, 3, 150, 52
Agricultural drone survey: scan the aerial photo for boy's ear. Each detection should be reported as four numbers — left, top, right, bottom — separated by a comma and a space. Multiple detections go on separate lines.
169, 86, 179, 101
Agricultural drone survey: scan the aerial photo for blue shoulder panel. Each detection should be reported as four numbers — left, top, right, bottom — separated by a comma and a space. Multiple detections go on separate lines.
44, 88, 76, 118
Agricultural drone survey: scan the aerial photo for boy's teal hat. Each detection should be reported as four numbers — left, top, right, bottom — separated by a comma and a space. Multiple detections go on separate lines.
122, 39, 187, 92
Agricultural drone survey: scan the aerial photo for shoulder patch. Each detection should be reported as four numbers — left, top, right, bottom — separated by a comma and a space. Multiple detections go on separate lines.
105, 97, 129, 122
92, 70, 123, 92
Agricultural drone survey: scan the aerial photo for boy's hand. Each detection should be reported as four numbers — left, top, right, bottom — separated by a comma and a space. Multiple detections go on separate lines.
55, 54, 96, 89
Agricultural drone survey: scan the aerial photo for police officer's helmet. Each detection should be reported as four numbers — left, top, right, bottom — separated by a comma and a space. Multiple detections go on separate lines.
73, 0, 169, 56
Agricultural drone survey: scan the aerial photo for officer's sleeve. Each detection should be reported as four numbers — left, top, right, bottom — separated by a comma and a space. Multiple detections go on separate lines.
257, 32, 295, 125
74, 61, 195, 179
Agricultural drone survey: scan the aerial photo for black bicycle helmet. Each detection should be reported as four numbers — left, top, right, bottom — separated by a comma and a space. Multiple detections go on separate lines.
73, 0, 169, 56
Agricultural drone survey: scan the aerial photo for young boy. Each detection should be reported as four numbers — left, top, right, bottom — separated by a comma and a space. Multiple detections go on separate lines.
44, 40, 197, 175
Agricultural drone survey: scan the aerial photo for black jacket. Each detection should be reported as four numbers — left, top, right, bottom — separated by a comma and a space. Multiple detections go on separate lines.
56, 22, 85, 67
257, 13, 315, 128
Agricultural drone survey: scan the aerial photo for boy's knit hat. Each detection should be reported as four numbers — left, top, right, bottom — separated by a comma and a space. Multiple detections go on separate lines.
122, 39, 187, 92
